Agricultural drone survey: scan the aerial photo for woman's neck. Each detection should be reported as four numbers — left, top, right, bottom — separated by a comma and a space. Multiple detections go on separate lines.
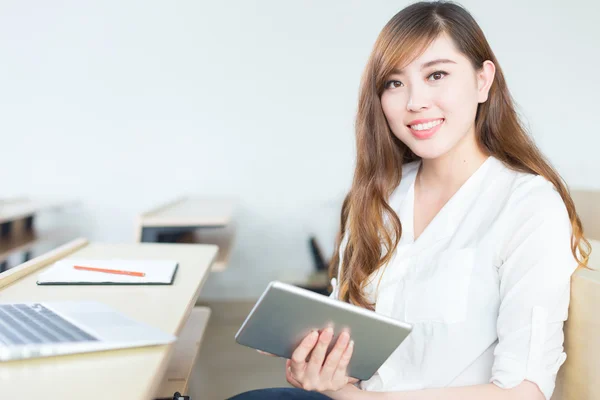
417, 136, 489, 194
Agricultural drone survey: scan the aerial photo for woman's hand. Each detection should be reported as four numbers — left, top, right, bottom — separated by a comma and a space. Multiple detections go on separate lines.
256, 349, 279, 357
285, 327, 358, 392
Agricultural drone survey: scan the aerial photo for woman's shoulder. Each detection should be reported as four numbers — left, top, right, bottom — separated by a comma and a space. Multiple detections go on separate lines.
495, 159, 565, 214
491, 159, 576, 273
491, 159, 570, 237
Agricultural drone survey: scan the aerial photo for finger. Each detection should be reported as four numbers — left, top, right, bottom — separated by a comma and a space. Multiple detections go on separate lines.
332, 339, 354, 385
286, 359, 303, 388
320, 330, 350, 382
290, 330, 319, 378
348, 377, 360, 384
304, 327, 334, 383
256, 349, 278, 358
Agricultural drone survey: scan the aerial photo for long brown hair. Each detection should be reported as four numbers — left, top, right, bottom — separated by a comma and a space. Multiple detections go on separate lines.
330, 1, 591, 309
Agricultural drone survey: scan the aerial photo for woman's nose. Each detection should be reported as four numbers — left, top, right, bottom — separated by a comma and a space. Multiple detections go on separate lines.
406, 90, 430, 112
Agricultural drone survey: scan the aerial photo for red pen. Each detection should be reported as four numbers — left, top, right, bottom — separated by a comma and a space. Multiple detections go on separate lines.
73, 265, 146, 277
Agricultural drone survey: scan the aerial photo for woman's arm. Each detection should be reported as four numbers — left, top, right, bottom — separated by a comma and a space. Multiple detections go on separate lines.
326, 381, 544, 400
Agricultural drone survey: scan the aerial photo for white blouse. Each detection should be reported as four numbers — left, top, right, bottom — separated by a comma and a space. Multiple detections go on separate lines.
330, 156, 577, 400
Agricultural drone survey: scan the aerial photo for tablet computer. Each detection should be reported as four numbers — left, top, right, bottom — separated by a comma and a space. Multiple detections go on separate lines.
234, 281, 412, 381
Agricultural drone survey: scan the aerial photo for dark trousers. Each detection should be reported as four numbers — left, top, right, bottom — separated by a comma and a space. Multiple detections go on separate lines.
227, 387, 332, 399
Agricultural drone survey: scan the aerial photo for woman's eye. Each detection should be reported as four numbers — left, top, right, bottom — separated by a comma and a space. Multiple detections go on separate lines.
428, 71, 448, 81
385, 80, 404, 89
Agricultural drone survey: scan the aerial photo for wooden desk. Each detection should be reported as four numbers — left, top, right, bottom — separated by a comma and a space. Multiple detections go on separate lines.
0, 198, 74, 224
0, 198, 79, 272
0, 239, 218, 399
136, 197, 236, 271
138, 197, 235, 229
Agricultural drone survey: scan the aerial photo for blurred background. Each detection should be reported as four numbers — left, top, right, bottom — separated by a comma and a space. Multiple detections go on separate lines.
1, 1, 598, 398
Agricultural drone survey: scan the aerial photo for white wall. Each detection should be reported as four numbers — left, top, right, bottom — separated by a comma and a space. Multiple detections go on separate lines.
2, 0, 598, 299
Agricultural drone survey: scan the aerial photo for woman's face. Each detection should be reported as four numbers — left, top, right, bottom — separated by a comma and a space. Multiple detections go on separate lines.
380, 34, 494, 160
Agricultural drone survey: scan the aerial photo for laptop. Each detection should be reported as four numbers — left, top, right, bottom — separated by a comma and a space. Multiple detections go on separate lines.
0, 300, 176, 361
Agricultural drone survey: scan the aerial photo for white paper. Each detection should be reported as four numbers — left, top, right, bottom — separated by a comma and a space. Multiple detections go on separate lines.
37, 259, 178, 284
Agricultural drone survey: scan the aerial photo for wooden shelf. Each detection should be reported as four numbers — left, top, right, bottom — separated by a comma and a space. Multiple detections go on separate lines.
175, 225, 235, 272
157, 306, 211, 398
0, 198, 75, 224
0, 231, 37, 262
0, 228, 79, 266
138, 197, 236, 229
136, 196, 237, 271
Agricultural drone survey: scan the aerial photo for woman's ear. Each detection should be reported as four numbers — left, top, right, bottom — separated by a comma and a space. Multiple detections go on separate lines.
477, 60, 496, 103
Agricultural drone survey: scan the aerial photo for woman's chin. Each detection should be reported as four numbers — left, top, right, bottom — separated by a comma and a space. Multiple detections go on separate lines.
408, 145, 448, 161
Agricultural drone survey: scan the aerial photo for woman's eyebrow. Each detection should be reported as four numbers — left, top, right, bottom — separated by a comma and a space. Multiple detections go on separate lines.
421, 58, 457, 69
390, 59, 457, 75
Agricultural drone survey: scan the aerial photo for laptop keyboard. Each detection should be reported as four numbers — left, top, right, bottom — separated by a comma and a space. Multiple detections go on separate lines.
0, 304, 98, 345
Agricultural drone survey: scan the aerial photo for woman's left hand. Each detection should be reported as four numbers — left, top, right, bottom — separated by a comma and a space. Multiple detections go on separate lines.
286, 327, 358, 392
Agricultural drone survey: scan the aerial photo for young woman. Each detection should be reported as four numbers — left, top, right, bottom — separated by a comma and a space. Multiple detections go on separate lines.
229, 1, 590, 399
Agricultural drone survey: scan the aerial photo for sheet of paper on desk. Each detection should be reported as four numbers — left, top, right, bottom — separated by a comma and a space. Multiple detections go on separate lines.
36, 259, 179, 285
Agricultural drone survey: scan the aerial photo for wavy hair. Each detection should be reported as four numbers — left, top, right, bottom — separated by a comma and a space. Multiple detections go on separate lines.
330, 1, 591, 309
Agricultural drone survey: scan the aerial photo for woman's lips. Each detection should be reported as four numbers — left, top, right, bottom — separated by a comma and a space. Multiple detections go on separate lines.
407, 119, 444, 139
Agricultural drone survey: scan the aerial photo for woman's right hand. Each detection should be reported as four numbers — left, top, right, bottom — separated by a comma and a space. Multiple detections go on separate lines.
256, 349, 279, 357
